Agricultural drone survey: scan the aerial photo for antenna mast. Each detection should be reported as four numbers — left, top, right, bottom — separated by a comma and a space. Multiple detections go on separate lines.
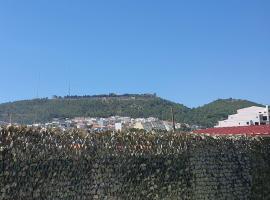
37, 73, 40, 99
68, 81, 71, 97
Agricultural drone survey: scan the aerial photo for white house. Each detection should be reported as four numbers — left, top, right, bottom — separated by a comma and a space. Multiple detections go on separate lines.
215, 105, 270, 127
115, 123, 122, 132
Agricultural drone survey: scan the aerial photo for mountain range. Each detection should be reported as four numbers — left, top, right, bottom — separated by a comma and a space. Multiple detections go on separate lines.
0, 94, 262, 127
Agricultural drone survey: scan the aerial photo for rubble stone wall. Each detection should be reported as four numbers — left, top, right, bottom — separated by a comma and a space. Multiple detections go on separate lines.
0, 126, 270, 200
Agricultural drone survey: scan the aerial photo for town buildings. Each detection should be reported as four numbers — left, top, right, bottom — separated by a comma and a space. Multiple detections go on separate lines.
40, 116, 187, 132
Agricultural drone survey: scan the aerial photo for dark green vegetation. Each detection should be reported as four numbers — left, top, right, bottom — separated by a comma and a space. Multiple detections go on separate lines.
0, 94, 262, 127
188, 98, 262, 127
1, 126, 270, 199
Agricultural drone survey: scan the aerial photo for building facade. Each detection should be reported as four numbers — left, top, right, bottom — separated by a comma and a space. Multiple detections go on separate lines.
215, 105, 270, 128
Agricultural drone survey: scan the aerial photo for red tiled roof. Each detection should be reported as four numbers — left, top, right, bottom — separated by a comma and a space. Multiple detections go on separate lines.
193, 125, 270, 136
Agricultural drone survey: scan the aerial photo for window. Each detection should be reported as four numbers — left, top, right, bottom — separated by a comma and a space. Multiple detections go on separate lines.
246, 122, 249, 125
255, 122, 259, 125
263, 116, 268, 121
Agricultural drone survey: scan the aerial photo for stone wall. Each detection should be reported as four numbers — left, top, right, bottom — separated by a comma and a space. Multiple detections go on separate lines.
0, 126, 270, 199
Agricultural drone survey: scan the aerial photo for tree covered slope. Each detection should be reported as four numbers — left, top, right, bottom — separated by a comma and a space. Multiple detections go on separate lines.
186, 98, 262, 127
0, 95, 189, 124
0, 95, 262, 127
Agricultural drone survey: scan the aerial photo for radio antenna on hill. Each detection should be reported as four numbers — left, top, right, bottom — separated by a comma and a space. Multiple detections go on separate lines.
36, 73, 40, 99
67, 81, 71, 105
68, 81, 71, 97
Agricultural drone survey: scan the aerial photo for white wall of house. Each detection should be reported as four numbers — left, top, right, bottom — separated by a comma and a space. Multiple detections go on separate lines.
215, 106, 270, 127
115, 123, 122, 131
133, 122, 144, 130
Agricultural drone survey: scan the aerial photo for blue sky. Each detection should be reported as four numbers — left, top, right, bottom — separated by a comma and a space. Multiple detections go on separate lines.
0, 0, 269, 107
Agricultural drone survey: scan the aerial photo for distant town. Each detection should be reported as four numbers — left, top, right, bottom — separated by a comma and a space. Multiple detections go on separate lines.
2, 105, 270, 134
24, 104, 269, 135
28, 116, 195, 132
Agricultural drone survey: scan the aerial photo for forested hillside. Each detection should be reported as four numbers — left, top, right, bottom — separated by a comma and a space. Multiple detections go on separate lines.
0, 94, 262, 127
187, 98, 262, 127
0, 94, 189, 125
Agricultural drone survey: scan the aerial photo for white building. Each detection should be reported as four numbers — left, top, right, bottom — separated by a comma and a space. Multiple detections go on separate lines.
163, 121, 173, 131
98, 118, 109, 127
216, 105, 270, 127
115, 123, 122, 132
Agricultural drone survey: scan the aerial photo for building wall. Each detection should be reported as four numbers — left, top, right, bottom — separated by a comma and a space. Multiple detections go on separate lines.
133, 122, 144, 130
216, 106, 270, 127
115, 123, 122, 131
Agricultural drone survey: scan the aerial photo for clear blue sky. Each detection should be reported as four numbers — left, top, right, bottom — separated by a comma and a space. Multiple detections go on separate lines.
0, 0, 269, 107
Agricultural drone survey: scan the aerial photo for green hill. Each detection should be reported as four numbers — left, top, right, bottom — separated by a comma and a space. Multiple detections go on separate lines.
0, 94, 262, 127
0, 94, 189, 124
186, 98, 263, 127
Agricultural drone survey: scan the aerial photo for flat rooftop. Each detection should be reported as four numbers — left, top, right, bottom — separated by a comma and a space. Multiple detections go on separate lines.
194, 125, 270, 136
